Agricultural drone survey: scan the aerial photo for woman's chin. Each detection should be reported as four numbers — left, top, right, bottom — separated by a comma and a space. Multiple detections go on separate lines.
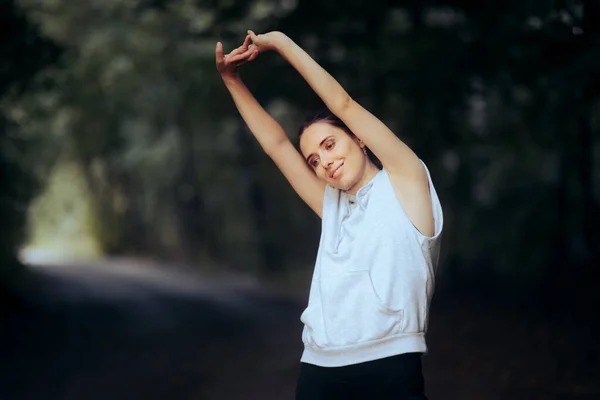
331, 179, 353, 192
327, 180, 344, 190
325, 171, 358, 191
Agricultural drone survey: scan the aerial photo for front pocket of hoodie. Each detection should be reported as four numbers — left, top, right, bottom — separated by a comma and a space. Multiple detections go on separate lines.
320, 270, 404, 348
300, 277, 329, 349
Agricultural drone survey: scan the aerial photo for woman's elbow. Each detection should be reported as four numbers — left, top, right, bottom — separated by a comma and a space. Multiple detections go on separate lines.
330, 94, 353, 115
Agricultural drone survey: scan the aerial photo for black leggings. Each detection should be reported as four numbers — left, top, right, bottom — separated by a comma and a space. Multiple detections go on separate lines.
295, 353, 428, 400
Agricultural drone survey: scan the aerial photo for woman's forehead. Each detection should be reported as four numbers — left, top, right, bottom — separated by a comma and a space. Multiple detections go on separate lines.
300, 123, 343, 151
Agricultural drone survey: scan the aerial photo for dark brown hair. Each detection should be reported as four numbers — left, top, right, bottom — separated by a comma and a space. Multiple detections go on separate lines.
297, 110, 382, 169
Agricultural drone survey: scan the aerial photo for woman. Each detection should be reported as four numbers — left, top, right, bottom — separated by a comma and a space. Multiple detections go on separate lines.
216, 31, 443, 400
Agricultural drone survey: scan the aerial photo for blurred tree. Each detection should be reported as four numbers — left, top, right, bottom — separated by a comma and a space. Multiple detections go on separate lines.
15, 0, 302, 271
7, 0, 598, 290
0, 0, 60, 304
270, 0, 599, 288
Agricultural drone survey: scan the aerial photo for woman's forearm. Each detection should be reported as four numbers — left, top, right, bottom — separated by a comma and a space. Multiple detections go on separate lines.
274, 34, 351, 114
222, 76, 289, 155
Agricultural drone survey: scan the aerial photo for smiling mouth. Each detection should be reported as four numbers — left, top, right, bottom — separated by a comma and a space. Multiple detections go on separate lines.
330, 163, 344, 179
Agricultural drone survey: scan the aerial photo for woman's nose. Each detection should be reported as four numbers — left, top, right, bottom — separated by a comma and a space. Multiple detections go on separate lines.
321, 157, 334, 169
320, 152, 334, 168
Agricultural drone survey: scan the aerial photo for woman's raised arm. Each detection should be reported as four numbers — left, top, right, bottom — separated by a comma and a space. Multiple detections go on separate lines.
247, 31, 425, 181
247, 31, 435, 236
216, 38, 326, 217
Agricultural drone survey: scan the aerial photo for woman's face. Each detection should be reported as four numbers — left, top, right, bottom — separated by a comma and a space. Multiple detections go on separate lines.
299, 122, 368, 192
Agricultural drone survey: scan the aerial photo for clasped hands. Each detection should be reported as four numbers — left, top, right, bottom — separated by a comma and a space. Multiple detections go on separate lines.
215, 30, 285, 79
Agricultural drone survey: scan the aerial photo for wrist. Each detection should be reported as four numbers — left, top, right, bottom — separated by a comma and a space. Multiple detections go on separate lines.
221, 73, 240, 86
273, 32, 292, 53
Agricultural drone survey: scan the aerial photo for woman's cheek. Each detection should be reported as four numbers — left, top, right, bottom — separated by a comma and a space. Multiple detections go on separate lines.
317, 168, 328, 181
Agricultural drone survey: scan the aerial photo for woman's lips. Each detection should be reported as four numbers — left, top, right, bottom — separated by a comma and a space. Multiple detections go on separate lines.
330, 163, 344, 179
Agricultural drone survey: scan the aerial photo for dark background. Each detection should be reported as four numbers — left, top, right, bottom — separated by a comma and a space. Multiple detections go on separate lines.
1, 0, 599, 399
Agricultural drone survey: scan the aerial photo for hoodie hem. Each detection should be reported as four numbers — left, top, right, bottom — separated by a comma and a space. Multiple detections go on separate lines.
300, 332, 427, 367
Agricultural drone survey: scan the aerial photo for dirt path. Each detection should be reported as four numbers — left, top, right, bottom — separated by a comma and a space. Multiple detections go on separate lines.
1, 259, 598, 400
0, 260, 305, 400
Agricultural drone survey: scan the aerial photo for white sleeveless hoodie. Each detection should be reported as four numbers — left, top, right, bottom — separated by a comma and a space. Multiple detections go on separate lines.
300, 162, 443, 367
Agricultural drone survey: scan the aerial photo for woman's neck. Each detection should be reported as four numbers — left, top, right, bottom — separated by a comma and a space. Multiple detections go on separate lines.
346, 162, 380, 195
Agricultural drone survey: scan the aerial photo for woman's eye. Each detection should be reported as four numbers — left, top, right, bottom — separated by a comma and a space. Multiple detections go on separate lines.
311, 158, 319, 167
326, 142, 335, 150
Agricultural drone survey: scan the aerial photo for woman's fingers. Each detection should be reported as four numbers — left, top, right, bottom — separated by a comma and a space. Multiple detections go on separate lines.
242, 34, 252, 49
215, 42, 224, 61
247, 49, 259, 62
227, 47, 255, 63
235, 48, 259, 67
227, 35, 252, 59
216, 34, 259, 72
215, 42, 227, 72
248, 30, 257, 42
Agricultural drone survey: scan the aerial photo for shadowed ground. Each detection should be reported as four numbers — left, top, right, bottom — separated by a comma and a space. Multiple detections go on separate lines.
1, 259, 598, 400
0, 260, 305, 400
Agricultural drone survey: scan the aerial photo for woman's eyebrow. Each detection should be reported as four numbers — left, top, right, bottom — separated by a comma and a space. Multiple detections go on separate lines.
319, 135, 334, 147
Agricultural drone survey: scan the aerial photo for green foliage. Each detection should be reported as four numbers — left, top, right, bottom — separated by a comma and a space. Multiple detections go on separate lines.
0, 0, 61, 292
3, 0, 598, 286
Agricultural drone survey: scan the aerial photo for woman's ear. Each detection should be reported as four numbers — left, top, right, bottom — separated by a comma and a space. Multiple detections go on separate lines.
355, 138, 368, 155
351, 135, 364, 147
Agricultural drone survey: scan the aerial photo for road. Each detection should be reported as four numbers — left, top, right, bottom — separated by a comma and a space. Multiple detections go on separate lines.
1, 258, 598, 400
0, 259, 306, 400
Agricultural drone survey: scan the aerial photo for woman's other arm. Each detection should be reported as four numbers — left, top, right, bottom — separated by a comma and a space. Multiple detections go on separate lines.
216, 38, 325, 217
247, 31, 434, 236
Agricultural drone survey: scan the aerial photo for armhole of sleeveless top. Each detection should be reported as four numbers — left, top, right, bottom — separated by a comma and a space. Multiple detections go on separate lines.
321, 184, 339, 220
383, 161, 444, 242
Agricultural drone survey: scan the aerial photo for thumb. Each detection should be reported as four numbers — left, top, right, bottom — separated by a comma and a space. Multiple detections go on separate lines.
215, 41, 224, 59
247, 30, 258, 41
